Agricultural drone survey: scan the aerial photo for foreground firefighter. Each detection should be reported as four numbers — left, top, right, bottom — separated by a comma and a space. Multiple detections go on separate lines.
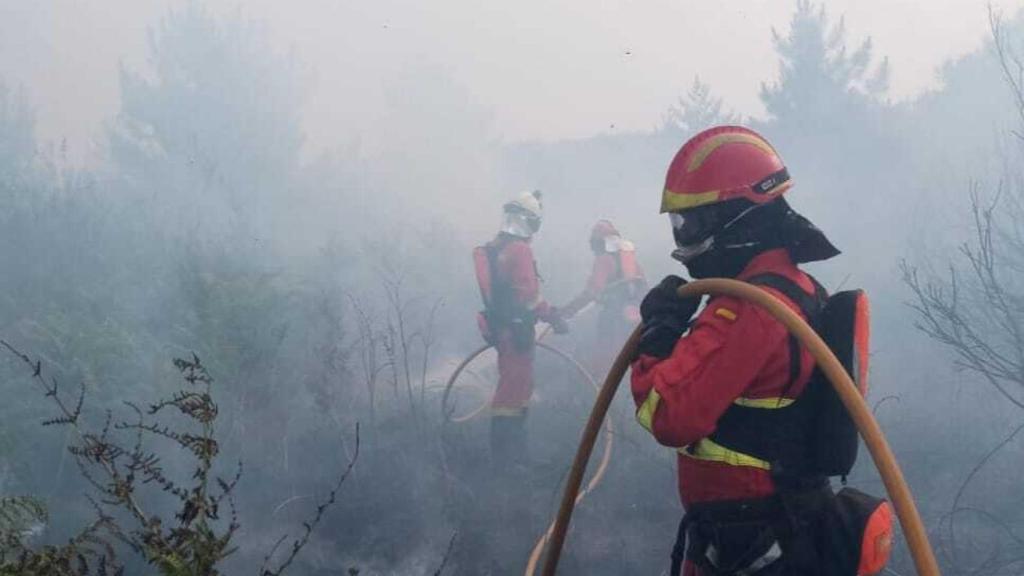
474, 191, 568, 465
632, 126, 892, 575
562, 220, 647, 373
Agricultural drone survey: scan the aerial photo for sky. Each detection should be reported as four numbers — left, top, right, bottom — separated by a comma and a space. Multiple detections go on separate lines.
1, 0, 1021, 163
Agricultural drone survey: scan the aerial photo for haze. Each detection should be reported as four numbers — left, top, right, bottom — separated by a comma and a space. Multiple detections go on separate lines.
4, 1, 1024, 575
4, 0, 1022, 161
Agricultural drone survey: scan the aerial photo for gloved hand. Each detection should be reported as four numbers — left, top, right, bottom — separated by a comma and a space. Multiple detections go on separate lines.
640, 275, 701, 324
548, 308, 570, 334
636, 275, 702, 358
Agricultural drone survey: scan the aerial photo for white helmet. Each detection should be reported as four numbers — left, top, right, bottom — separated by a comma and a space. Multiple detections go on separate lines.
500, 190, 543, 238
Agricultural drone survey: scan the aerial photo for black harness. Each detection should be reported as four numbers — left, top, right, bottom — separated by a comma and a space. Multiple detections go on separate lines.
670, 272, 832, 576
705, 273, 829, 482
671, 486, 831, 576
481, 237, 537, 348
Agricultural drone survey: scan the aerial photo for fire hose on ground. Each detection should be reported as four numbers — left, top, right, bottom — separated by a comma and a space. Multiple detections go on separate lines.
439, 344, 613, 502
536, 278, 941, 576
441, 302, 596, 424
439, 303, 617, 576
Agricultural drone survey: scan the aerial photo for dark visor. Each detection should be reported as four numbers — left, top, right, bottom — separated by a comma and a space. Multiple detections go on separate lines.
669, 199, 753, 247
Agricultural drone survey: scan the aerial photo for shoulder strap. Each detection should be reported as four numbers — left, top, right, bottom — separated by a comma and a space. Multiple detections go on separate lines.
485, 239, 507, 308
484, 239, 499, 277
747, 272, 825, 322
747, 273, 827, 396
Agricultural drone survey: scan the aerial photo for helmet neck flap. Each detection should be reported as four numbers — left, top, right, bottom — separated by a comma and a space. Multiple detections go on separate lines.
672, 198, 839, 279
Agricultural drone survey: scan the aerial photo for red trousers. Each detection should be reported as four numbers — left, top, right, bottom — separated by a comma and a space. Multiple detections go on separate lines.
491, 329, 534, 412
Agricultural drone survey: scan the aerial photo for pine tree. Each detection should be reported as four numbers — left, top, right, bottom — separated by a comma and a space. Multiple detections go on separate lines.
109, 2, 305, 243
0, 82, 36, 189
663, 76, 738, 134
760, 0, 888, 126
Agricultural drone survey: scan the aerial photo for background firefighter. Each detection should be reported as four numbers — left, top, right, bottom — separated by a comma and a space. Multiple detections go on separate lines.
468, 191, 569, 574
631, 126, 852, 575
473, 190, 568, 466
561, 219, 647, 374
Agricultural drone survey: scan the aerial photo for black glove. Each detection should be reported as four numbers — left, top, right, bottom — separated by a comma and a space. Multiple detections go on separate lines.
640, 275, 701, 324
548, 307, 570, 334
636, 275, 702, 358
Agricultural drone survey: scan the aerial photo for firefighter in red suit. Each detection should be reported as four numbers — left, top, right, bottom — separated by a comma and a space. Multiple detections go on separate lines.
474, 191, 567, 465
562, 220, 647, 373
630, 126, 841, 575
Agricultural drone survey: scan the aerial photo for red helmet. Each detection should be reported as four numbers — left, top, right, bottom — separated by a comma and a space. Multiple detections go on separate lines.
660, 126, 791, 213
589, 219, 620, 252
590, 219, 618, 241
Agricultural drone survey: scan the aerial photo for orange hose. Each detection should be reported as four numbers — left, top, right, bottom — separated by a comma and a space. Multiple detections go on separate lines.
522, 343, 613, 576
536, 325, 639, 576
441, 344, 494, 423
442, 302, 596, 423
439, 332, 616, 575
539, 278, 940, 576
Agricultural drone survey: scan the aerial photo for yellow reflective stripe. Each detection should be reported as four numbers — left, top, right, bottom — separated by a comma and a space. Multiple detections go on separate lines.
732, 397, 795, 409
635, 388, 661, 433
714, 307, 738, 321
491, 406, 527, 417
679, 438, 771, 470
687, 133, 778, 173
660, 189, 719, 213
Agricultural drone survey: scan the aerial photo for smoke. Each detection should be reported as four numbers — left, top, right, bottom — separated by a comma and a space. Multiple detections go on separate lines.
4, 1, 1024, 574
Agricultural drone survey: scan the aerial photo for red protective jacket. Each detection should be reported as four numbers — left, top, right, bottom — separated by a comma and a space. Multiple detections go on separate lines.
564, 246, 646, 316
583, 252, 619, 300
563, 253, 618, 317
485, 234, 555, 413
489, 235, 554, 322
631, 249, 817, 506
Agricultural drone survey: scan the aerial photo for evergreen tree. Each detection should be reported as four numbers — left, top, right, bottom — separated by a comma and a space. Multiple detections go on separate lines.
663, 76, 738, 135
0, 81, 36, 190
754, 1, 900, 242
109, 1, 305, 243
760, 0, 889, 127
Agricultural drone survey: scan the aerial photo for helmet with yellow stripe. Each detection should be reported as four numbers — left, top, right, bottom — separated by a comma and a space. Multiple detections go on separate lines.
661, 125, 791, 214
661, 126, 837, 277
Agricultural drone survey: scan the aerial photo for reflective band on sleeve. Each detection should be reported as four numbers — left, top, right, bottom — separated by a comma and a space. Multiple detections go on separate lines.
636, 389, 662, 433
714, 307, 738, 321
732, 397, 795, 409
679, 438, 772, 470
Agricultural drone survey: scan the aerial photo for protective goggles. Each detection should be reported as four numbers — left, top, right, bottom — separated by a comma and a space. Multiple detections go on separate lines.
504, 204, 542, 233
669, 201, 755, 244
668, 201, 760, 262
670, 208, 720, 247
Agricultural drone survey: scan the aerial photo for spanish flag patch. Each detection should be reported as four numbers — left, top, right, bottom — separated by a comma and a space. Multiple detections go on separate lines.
714, 307, 738, 321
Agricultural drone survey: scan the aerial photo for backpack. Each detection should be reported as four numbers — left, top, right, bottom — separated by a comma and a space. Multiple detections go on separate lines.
707, 273, 871, 480
472, 240, 535, 347
703, 274, 891, 575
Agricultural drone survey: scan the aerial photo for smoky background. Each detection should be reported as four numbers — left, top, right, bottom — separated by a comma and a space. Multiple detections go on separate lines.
2, 1, 1024, 574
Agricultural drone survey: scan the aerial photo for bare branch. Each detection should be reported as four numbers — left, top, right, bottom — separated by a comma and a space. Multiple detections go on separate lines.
261, 423, 361, 576
432, 531, 458, 576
